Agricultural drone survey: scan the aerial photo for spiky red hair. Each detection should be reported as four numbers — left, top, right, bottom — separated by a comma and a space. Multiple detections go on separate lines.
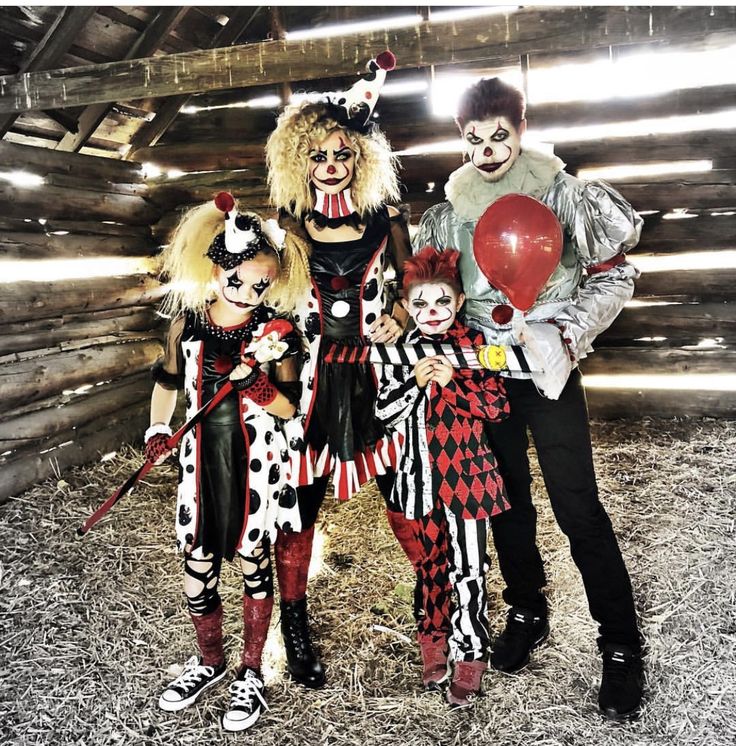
403, 246, 463, 294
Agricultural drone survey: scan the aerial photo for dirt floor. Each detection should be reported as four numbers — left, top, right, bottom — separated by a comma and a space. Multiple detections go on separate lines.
1, 418, 735, 746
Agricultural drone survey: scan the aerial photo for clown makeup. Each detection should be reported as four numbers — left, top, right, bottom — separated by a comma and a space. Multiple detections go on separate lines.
403, 282, 465, 337
308, 129, 356, 195
463, 116, 524, 182
214, 255, 278, 318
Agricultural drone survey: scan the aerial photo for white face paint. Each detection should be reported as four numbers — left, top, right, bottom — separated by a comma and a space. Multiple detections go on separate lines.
308, 129, 356, 195
214, 255, 278, 314
404, 282, 464, 336
462, 116, 523, 182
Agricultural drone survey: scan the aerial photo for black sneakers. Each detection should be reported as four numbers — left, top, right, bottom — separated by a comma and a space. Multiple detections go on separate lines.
158, 655, 227, 712
598, 644, 643, 721
490, 607, 550, 673
221, 666, 269, 732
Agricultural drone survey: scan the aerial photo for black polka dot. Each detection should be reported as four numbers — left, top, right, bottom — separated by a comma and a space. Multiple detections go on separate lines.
363, 278, 379, 301
268, 463, 281, 484
246, 423, 257, 443
248, 528, 260, 542
365, 312, 376, 325
265, 431, 273, 444
250, 458, 262, 472
186, 464, 194, 474
280, 449, 289, 462
279, 485, 297, 509
249, 489, 261, 514
281, 522, 293, 534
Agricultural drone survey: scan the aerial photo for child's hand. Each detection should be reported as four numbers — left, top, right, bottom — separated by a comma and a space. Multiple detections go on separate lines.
414, 357, 436, 388
145, 433, 174, 465
430, 356, 454, 387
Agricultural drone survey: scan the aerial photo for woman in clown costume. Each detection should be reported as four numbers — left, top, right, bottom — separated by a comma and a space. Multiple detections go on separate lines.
144, 193, 311, 731
265, 51, 426, 680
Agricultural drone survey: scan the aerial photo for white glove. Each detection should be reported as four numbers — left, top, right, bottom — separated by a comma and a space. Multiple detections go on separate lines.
520, 321, 572, 400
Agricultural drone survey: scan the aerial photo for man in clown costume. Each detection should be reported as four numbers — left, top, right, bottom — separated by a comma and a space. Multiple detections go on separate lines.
415, 77, 644, 721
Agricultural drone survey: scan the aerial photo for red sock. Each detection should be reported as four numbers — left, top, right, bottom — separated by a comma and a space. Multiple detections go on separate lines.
275, 526, 315, 602
190, 604, 224, 667
241, 595, 275, 672
385, 509, 424, 569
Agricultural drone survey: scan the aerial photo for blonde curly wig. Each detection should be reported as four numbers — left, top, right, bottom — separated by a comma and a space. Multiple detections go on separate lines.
158, 200, 311, 319
266, 102, 400, 219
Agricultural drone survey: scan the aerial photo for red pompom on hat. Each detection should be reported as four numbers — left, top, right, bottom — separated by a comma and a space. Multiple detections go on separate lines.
376, 50, 396, 71
214, 191, 235, 214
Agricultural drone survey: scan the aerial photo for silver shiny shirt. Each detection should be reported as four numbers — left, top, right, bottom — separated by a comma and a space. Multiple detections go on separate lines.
414, 164, 642, 367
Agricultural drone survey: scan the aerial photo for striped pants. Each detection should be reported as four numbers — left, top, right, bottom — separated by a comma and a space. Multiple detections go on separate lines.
412, 502, 491, 662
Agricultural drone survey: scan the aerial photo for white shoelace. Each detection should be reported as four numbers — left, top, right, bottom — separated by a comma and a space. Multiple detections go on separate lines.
228, 670, 269, 712
170, 656, 215, 693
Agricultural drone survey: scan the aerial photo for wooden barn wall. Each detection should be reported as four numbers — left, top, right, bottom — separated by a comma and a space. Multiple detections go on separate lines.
0, 141, 164, 502
133, 37, 736, 421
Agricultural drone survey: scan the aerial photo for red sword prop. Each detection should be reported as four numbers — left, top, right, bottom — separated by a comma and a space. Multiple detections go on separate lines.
76, 379, 234, 536
77, 317, 297, 536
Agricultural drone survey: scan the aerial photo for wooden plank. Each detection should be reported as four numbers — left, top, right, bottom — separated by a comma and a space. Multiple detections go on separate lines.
0, 400, 150, 502
0, 217, 153, 238
0, 230, 158, 260
125, 6, 264, 154
55, 8, 190, 153
0, 274, 164, 324
580, 346, 736, 376
634, 269, 736, 303
587, 388, 736, 419
0, 338, 163, 411
3, 6, 735, 113
0, 7, 98, 137
0, 140, 143, 183
0, 182, 160, 226
637, 212, 736, 252
0, 307, 161, 357
0, 372, 152, 450
601, 302, 736, 344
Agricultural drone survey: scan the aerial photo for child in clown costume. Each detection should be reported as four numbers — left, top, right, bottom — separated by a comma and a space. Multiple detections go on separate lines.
265, 51, 428, 681
375, 246, 510, 707
415, 77, 644, 720
144, 193, 311, 731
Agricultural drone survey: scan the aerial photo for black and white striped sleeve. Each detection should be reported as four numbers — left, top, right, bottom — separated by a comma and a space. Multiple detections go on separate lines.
374, 363, 422, 428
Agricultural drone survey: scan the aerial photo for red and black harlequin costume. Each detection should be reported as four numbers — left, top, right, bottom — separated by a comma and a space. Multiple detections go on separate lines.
376, 317, 511, 669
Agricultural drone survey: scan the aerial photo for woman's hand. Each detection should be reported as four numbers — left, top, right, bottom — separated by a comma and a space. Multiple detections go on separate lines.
368, 314, 402, 344
230, 358, 256, 383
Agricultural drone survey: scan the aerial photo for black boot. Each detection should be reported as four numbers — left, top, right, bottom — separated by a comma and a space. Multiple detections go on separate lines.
280, 598, 326, 688
598, 644, 643, 721
490, 606, 549, 673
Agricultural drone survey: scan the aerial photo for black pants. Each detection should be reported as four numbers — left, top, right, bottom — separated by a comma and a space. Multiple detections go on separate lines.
485, 369, 640, 650
297, 472, 396, 529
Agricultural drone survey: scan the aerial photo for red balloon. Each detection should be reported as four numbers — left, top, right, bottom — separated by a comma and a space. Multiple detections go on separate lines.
472, 193, 563, 312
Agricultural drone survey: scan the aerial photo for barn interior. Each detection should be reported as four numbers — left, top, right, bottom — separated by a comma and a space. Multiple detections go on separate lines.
1, 5, 735, 746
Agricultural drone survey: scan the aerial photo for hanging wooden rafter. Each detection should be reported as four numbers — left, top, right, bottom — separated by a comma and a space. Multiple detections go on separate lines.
55, 7, 189, 152
1, 6, 735, 115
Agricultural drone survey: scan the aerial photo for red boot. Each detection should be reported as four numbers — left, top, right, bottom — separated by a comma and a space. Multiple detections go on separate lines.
446, 660, 487, 709
419, 634, 449, 691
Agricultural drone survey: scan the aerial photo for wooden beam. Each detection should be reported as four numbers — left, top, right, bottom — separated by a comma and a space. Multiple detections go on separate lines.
55, 7, 189, 152
580, 346, 736, 376
0, 6, 97, 136
0, 140, 143, 183
587, 388, 736, 419
2, 6, 735, 113
601, 302, 736, 344
0, 307, 160, 357
125, 6, 264, 155
0, 274, 163, 324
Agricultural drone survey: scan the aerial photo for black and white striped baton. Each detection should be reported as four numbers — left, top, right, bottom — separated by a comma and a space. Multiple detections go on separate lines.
323, 341, 539, 372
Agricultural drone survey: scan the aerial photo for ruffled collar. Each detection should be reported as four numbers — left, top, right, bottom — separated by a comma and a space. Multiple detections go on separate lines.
444, 147, 565, 221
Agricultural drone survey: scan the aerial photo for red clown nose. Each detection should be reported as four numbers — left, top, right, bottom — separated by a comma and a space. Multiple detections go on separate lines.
473, 194, 563, 312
